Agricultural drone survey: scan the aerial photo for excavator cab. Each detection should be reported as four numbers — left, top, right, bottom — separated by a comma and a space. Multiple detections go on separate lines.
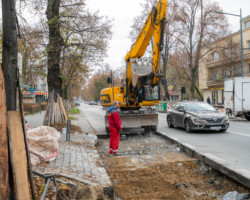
142, 85, 160, 101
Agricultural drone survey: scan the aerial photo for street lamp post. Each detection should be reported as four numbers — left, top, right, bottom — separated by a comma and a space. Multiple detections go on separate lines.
216, 9, 244, 77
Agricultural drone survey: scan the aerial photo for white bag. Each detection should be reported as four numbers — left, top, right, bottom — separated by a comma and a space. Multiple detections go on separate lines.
27, 126, 61, 165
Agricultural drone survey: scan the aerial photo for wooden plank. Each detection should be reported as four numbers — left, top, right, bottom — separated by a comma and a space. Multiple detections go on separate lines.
59, 97, 68, 121
0, 65, 9, 199
18, 83, 36, 200
57, 99, 61, 123
7, 111, 30, 200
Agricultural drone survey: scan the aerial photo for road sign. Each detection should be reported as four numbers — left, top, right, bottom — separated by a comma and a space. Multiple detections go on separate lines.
168, 85, 173, 90
167, 103, 171, 110
168, 90, 173, 95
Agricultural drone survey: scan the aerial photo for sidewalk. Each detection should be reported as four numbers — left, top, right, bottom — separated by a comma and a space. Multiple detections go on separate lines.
27, 111, 113, 198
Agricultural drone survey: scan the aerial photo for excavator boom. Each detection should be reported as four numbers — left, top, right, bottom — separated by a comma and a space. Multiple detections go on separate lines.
100, 0, 167, 133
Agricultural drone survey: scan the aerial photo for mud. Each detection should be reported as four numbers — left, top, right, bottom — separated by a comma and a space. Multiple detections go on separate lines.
97, 133, 250, 200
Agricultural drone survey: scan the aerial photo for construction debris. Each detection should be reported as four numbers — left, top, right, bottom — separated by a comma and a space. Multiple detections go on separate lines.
27, 126, 61, 165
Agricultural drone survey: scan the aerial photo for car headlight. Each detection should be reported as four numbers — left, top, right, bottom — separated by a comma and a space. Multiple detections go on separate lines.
191, 117, 201, 122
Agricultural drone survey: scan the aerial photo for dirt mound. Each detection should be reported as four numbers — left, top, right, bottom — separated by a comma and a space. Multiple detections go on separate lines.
102, 155, 249, 200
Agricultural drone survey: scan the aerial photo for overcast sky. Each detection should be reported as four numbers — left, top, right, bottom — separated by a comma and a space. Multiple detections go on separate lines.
1, 1, 250, 71
86, 0, 250, 70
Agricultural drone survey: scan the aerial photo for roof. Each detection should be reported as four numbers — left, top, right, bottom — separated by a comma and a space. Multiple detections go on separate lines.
20, 83, 31, 89
242, 15, 250, 21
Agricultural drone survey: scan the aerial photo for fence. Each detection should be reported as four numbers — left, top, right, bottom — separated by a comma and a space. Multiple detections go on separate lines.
156, 102, 167, 112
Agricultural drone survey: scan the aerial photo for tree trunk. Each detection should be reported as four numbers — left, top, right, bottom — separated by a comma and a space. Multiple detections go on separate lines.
162, 35, 170, 101
44, 0, 64, 125
2, 0, 18, 111
46, 0, 63, 97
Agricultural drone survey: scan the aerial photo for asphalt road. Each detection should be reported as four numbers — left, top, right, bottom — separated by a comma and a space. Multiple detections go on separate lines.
80, 104, 250, 182
158, 113, 250, 178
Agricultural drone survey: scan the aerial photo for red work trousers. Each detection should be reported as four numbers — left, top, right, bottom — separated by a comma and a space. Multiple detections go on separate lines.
109, 127, 120, 154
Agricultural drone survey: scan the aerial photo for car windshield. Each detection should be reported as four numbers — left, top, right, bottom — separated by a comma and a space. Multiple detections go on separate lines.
185, 103, 216, 111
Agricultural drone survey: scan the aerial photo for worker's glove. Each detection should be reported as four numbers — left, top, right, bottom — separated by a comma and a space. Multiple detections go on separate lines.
119, 130, 122, 134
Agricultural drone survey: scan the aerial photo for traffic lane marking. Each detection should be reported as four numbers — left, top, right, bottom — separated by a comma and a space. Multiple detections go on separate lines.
231, 122, 249, 126
229, 131, 250, 138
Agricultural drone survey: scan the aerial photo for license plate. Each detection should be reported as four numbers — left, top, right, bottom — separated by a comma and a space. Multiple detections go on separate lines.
210, 126, 221, 130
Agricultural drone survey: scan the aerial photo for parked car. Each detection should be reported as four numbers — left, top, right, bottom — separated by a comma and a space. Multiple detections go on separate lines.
166, 101, 230, 133
89, 101, 98, 105
74, 101, 80, 106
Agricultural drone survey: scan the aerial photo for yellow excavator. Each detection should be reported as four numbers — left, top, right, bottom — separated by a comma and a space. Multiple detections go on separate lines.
100, 0, 167, 133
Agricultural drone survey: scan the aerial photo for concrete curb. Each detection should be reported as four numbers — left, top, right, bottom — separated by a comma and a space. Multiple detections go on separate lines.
156, 131, 250, 189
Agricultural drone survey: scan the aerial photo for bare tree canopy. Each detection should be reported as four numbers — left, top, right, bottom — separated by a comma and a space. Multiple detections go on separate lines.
129, 0, 229, 100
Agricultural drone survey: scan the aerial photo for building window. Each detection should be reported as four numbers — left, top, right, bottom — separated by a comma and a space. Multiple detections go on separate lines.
222, 69, 227, 78
212, 90, 218, 105
212, 70, 217, 80
234, 66, 241, 76
248, 64, 250, 73
245, 20, 250, 29
212, 52, 219, 62
247, 41, 250, 51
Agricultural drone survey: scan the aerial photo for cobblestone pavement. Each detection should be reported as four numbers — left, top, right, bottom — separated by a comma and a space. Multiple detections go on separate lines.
33, 140, 111, 187
29, 108, 112, 193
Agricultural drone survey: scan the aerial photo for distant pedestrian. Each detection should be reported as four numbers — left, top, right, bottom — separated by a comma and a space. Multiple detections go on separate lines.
207, 96, 211, 104
108, 101, 122, 156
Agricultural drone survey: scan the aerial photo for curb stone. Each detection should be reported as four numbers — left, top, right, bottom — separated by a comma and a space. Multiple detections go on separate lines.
156, 131, 250, 189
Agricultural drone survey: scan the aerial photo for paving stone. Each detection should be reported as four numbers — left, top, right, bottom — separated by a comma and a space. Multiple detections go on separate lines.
29, 109, 113, 198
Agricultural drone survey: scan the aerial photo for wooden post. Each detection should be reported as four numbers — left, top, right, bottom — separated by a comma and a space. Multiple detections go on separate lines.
59, 97, 68, 121
0, 65, 9, 199
7, 111, 30, 199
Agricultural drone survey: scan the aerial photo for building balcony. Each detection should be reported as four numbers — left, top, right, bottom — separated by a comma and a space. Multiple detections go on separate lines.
207, 50, 250, 69
207, 77, 224, 87
206, 74, 242, 87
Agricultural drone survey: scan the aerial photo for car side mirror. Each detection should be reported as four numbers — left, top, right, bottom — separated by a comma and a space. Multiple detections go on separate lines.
178, 108, 185, 112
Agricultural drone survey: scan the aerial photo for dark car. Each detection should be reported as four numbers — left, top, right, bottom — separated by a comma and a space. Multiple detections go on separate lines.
166, 101, 229, 132
89, 101, 98, 105
74, 101, 80, 106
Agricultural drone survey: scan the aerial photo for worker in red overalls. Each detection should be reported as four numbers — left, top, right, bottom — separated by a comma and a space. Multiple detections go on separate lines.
108, 101, 122, 156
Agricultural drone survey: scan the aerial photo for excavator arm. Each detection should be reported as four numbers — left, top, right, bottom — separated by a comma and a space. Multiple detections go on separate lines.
125, 0, 167, 86
101, 0, 167, 132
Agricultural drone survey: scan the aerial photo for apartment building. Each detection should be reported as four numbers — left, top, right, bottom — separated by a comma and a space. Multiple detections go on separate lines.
199, 15, 250, 105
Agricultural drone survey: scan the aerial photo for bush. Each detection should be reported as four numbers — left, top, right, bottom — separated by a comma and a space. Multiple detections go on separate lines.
23, 103, 41, 114
41, 102, 47, 110
68, 107, 80, 114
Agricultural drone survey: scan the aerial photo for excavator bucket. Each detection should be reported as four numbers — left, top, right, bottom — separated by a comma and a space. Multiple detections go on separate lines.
105, 113, 158, 129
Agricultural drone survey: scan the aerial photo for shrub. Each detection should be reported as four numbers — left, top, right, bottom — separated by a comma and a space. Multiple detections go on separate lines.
23, 103, 41, 114
68, 107, 80, 114
41, 102, 47, 110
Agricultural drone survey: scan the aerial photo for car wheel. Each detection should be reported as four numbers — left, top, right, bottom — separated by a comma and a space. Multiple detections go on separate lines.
144, 126, 151, 133
185, 119, 192, 133
151, 126, 157, 133
106, 127, 110, 133
167, 116, 174, 128
245, 114, 250, 121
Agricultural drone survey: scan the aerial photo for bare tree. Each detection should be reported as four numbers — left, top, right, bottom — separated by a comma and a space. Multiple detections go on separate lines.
215, 38, 241, 78
173, 0, 229, 99
17, 0, 112, 124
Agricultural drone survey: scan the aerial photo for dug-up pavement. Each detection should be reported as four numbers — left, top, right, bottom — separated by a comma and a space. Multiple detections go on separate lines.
27, 112, 113, 199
